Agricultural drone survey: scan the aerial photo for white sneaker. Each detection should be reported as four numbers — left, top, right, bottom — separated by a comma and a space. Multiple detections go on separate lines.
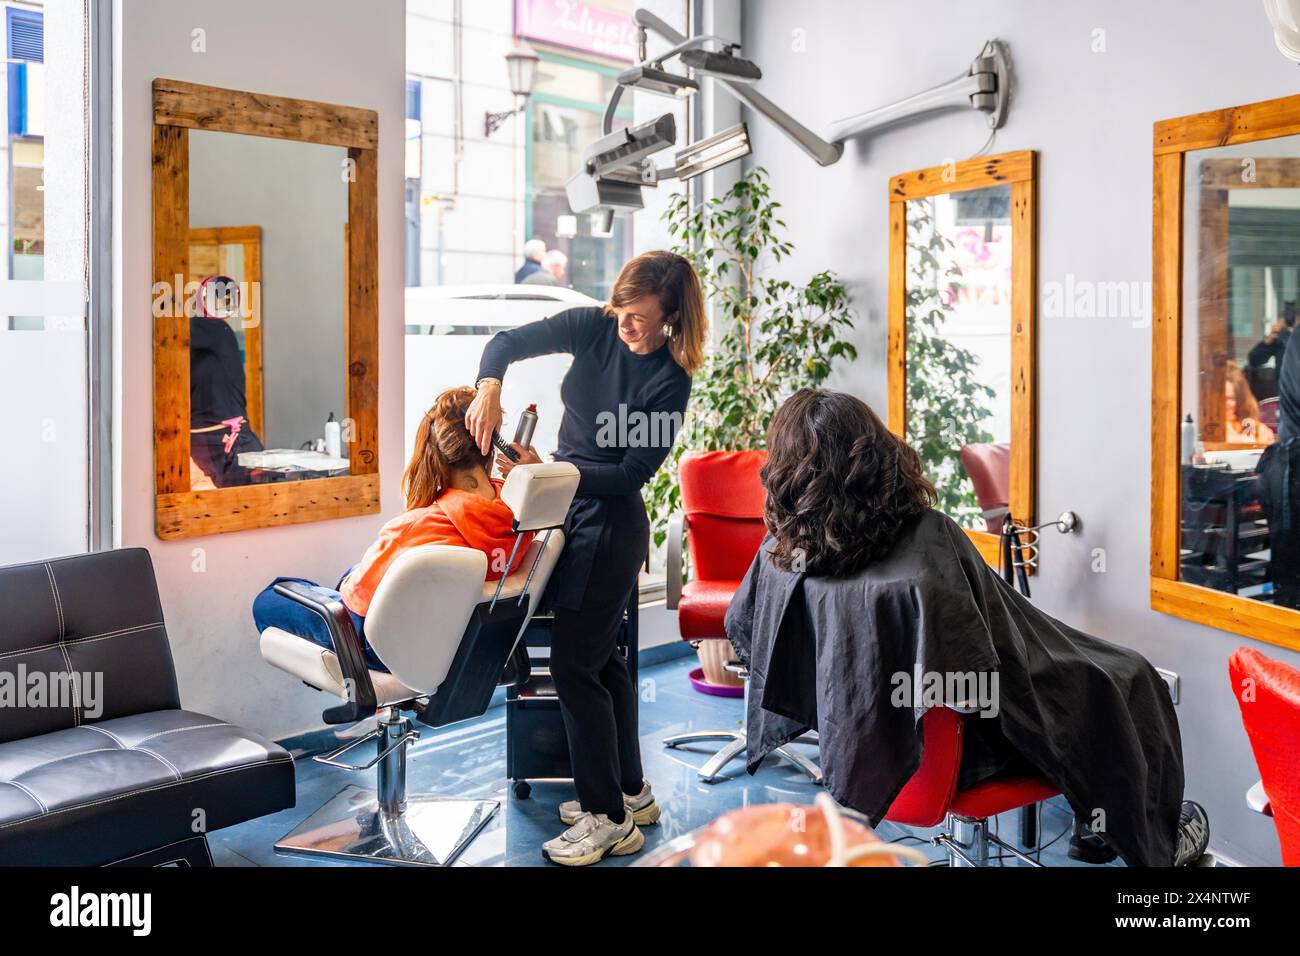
559, 781, 661, 826
542, 811, 644, 866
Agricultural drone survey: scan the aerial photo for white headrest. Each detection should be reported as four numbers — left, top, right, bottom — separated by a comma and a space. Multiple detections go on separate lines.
501, 461, 580, 531
364, 545, 487, 694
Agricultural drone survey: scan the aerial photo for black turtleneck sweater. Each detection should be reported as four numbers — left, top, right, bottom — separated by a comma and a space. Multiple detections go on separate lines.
477, 306, 691, 497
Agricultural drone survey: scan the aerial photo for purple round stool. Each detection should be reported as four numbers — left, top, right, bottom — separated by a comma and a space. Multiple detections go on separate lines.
688, 666, 744, 698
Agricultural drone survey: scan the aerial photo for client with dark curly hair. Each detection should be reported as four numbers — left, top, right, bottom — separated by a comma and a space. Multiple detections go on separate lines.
760, 388, 934, 576
726, 387, 1211, 868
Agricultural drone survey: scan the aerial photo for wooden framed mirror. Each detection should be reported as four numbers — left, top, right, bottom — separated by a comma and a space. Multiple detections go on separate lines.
887, 150, 1037, 567
152, 79, 379, 540
1152, 92, 1300, 651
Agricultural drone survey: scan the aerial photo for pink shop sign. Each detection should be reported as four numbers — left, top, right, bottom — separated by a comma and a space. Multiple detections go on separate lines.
515, 0, 638, 62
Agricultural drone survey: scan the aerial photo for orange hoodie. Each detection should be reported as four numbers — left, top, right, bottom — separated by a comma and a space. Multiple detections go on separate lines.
339, 478, 533, 617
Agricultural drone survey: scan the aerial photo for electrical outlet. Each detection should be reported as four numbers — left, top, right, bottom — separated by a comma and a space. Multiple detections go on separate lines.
1156, 667, 1180, 704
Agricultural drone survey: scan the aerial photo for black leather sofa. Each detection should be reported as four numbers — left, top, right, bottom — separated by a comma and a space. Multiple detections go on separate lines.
0, 548, 294, 866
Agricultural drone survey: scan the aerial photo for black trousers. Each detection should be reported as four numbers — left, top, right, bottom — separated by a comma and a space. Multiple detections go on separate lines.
549, 494, 647, 821
191, 424, 263, 487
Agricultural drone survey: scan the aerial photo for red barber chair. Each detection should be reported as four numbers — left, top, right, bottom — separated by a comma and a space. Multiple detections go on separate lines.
885, 708, 1061, 866
1228, 646, 1300, 866
664, 450, 821, 784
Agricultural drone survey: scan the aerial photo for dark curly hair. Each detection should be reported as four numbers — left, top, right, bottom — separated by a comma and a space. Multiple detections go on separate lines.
761, 389, 936, 576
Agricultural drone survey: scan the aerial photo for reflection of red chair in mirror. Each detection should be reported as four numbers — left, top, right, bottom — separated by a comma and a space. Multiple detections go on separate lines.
961, 442, 1011, 532
1259, 396, 1280, 433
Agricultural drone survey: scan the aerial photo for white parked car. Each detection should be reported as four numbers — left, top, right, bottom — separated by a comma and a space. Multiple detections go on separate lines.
404, 284, 601, 464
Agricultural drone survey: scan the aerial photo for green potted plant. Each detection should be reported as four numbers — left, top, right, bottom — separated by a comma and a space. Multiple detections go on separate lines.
646, 168, 856, 689
645, 167, 859, 545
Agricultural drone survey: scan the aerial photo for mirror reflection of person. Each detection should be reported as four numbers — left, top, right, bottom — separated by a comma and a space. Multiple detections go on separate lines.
1247, 300, 1295, 371
189, 274, 264, 486
1225, 361, 1275, 444
1257, 316, 1300, 607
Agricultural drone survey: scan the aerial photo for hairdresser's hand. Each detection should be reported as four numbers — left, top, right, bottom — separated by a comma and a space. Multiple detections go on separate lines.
1267, 319, 1287, 343
496, 444, 541, 478
466, 381, 503, 456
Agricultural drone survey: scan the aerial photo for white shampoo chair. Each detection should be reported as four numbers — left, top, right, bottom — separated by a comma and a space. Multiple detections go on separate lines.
259, 461, 580, 866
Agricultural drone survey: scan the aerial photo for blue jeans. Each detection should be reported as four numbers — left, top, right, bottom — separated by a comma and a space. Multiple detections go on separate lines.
252, 572, 389, 673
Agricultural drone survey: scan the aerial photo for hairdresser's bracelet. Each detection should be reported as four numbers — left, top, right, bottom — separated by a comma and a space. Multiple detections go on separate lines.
476, 376, 501, 391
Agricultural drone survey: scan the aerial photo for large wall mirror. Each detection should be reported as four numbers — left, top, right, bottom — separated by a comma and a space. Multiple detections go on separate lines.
152, 79, 379, 539
888, 150, 1037, 567
1153, 94, 1300, 650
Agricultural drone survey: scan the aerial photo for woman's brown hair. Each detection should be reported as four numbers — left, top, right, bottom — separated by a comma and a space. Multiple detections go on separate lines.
605, 250, 707, 375
761, 388, 936, 576
402, 386, 491, 509
1226, 361, 1260, 423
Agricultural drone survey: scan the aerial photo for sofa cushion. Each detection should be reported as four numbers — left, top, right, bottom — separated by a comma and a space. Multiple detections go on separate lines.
0, 709, 294, 866
0, 549, 180, 745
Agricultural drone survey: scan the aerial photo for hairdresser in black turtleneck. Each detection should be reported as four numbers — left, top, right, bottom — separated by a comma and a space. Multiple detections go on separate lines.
465, 251, 704, 866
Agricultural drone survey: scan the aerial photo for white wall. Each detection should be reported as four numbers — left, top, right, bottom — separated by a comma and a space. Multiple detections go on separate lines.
115, 0, 406, 739
739, 0, 1300, 865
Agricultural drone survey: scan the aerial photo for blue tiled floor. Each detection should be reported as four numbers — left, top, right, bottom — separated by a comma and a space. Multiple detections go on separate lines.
214, 653, 1108, 867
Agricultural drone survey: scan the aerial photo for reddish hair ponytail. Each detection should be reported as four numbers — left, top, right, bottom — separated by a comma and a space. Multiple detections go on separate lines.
402, 386, 491, 509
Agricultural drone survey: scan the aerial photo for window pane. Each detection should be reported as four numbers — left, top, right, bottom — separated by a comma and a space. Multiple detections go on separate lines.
0, 1, 91, 564
403, 1, 687, 590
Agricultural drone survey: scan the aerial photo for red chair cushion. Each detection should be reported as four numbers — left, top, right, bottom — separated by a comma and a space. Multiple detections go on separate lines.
686, 515, 768, 582
885, 707, 1060, 826
679, 451, 767, 519
885, 708, 964, 827
679, 579, 742, 640
1260, 397, 1280, 432
947, 774, 1061, 819
1229, 646, 1300, 866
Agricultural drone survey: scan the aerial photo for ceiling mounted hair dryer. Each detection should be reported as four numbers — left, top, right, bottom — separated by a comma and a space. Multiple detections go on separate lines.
617, 63, 698, 97
569, 8, 1012, 223
678, 46, 761, 83
564, 113, 677, 217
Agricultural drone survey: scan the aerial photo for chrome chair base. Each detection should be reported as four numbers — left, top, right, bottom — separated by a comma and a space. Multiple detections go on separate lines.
933, 812, 1044, 867
664, 729, 823, 784
275, 784, 499, 867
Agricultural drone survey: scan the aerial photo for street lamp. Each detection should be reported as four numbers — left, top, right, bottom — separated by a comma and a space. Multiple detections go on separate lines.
485, 41, 540, 137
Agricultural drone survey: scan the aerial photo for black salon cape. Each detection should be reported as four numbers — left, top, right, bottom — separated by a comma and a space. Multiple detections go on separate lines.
724, 509, 1185, 867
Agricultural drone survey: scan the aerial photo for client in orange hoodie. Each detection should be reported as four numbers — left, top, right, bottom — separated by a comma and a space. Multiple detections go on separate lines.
252, 386, 533, 673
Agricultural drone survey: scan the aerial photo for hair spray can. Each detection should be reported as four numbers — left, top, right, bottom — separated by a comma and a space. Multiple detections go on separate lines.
513, 403, 538, 451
